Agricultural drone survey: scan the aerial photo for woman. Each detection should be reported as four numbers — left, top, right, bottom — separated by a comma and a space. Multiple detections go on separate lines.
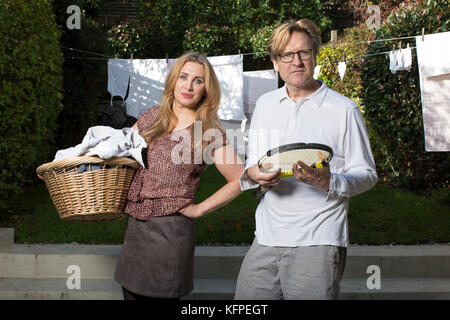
114, 52, 244, 300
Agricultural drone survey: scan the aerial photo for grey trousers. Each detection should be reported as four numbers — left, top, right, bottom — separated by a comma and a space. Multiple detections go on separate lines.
234, 239, 347, 300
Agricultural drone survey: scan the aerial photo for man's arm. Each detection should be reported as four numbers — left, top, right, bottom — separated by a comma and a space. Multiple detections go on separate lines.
327, 106, 378, 199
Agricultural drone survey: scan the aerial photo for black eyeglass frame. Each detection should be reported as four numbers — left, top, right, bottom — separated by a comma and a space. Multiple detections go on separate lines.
278, 48, 314, 63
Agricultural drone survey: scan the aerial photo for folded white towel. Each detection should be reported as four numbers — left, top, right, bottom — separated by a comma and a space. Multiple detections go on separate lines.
54, 126, 147, 167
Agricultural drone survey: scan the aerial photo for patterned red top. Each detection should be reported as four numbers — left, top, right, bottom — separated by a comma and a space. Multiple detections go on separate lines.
125, 106, 228, 220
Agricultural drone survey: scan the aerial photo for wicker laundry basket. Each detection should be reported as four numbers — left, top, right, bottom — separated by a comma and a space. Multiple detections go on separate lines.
36, 156, 141, 221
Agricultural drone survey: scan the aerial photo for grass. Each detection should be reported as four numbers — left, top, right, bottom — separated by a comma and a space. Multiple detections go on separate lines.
0, 165, 449, 245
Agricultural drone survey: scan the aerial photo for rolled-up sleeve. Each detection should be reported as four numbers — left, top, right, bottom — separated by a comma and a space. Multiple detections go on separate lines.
327, 107, 378, 200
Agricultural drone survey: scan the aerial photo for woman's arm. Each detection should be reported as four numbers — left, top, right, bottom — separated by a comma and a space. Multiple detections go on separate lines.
131, 122, 139, 133
179, 145, 244, 218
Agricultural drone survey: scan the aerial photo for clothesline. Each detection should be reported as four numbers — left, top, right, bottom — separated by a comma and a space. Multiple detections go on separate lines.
64, 46, 417, 67
61, 32, 427, 63
324, 34, 418, 47
61, 45, 114, 58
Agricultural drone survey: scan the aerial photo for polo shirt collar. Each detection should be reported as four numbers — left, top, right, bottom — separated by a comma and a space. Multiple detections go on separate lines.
279, 80, 328, 108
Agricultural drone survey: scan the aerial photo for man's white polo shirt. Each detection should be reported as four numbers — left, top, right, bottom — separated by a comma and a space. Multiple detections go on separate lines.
240, 81, 378, 247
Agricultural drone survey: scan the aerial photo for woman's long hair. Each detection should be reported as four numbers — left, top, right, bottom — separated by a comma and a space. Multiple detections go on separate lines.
141, 52, 223, 153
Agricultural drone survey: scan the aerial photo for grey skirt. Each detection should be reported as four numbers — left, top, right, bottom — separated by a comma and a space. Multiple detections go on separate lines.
114, 213, 196, 298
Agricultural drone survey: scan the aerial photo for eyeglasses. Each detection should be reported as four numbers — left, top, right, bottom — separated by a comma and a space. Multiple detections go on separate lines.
278, 49, 313, 63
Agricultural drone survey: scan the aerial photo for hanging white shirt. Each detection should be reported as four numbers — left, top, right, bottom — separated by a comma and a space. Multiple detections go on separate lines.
240, 81, 378, 247
125, 59, 169, 119
208, 55, 245, 121
107, 59, 132, 106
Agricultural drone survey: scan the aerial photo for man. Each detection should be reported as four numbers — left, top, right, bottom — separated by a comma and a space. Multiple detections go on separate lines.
235, 19, 378, 300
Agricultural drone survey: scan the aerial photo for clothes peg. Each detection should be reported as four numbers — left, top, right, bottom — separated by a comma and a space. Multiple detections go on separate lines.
131, 53, 133, 60
238, 49, 242, 58
166, 53, 168, 63
398, 41, 402, 50
422, 28, 425, 41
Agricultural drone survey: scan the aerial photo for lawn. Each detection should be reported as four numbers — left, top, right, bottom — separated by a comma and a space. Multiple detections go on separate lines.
0, 165, 449, 245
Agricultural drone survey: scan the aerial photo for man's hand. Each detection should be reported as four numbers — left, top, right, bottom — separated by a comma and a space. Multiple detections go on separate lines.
292, 160, 330, 191
247, 164, 282, 186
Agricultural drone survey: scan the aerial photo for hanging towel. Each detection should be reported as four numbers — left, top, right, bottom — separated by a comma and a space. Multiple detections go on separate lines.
125, 59, 169, 119
416, 32, 450, 151
208, 55, 245, 121
243, 69, 278, 114
108, 59, 132, 106
416, 31, 450, 78
54, 126, 148, 167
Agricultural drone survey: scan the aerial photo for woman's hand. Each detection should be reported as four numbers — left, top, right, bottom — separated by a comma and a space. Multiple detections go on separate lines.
179, 204, 204, 219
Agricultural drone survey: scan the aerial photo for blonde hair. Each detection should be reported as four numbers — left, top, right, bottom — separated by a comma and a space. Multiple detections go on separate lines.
267, 18, 321, 60
141, 52, 223, 153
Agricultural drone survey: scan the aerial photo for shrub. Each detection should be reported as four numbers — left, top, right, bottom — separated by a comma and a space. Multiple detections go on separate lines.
56, 17, 113, 150
184, 24, 238, 56
361, 0, 450, 188
317, 24, 374, 112
0, 0, 64, 207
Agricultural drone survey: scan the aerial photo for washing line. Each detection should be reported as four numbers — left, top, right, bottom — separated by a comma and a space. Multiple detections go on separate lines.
59, 32, 428, 62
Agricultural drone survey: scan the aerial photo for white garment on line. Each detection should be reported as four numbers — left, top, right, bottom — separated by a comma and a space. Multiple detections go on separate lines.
313, 65, 321, 80
107, 59, 131, 106
401, 46, 412, 71
338, 62, 347, 80
416, 32, 450, 151
125, 59, 170, 119
112, 56, 245, 121
416, 31, 450, 78
54, 126, 147, 167
389, 47, 412, 74
243, 69, 278, 115
208, 55, 245, 121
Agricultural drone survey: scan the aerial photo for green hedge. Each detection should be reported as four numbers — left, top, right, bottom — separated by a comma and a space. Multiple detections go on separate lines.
361, 0, 449, 188
52, 0, 114, 150
0, 0, 63, 207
